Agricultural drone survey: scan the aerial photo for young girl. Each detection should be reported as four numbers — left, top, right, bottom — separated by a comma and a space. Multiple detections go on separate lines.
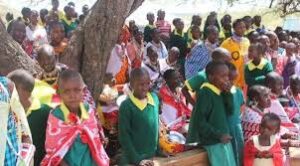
159, 69, 191, 133
118, 68, 161, 165
244, 113, 284, 166
245, 43, 273, 88
188, 61, 236, 166
41, 70, 109, 166
242, 85, 271, 141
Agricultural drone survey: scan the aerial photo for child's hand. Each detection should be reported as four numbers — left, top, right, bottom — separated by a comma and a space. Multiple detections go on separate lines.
139, 159, 154, 166
220, 134, 232, 144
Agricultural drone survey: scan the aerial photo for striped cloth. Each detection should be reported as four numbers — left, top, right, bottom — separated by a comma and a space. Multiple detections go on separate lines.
155, 20, 171, 38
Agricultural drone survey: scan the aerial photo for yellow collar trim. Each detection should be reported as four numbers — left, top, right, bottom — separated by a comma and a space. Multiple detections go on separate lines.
146, 24, 155, 29
248, 58, 267, 71
61, 102, 89, 123
201, 83, 221, 95
26, 98, 41, 116
174, 29, 184, 37
129, 93, 154, 111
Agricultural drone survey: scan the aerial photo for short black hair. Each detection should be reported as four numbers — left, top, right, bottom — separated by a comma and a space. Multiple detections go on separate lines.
58, 69, 84, 88
48, 21, 65, 33
163, 69, 176, 81
21, 7, 31, 16
265, 72, 283, 86
206, 25, 218, 35
172, 18, 181, 26
290, 74, 300, 86
40, 9, 49, 16
250, 42, 265, 55
191, 15, 201, 24
149, 28, 159, 36
211, 47, 230, 61
232, 19, 244, 29
260, 113, 281, 132
129, 68, 149, 84
7, 69, 35, 93
68, 1, 75, 7
205, 61, 227, 77
247, 85, 269, 102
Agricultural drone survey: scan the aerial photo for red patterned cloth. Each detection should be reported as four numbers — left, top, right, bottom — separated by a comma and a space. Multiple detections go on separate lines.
22, 38, 34, 58
242, 107, 263, 141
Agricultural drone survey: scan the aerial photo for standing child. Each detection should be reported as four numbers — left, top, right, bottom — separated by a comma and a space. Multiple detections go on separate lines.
48, 22, 68, 60
245, 43, 273, 88
282, 43, 297, 88
144, 12, 155, 43
223, 63, 245, 166
41, 70, 109, 166
127, 29, 144, 69
244, 113, 284, 166
118, 68, 161, 165
187, 61, 236, 166
7, 70, 52, 166
242, 85, 272, 141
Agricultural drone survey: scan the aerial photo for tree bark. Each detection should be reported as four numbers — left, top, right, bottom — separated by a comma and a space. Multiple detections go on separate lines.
61, 0, 144, 98
0, 18, 40, 76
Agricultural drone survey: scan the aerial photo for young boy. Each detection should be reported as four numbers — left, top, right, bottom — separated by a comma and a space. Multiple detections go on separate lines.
61, 5, 78, 38
118, 68, 160, 165
159, 47, 180, 73
48, 22, 68, 60
244, 43, 273, 87
182, 47, 231, 105
7, 69, 52, 166
187, 61, 236, 166
41, 70, 109, 166
144, 12, 155, 43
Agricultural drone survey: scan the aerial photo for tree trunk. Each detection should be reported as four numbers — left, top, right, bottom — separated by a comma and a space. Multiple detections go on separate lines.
0, 18, 40, 76
61, 0, 144, 98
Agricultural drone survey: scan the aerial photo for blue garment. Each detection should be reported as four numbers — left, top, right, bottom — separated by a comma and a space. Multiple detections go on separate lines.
185, 44, 211, 79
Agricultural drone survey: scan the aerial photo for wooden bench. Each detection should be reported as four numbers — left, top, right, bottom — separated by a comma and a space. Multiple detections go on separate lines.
153, 149, 209, 166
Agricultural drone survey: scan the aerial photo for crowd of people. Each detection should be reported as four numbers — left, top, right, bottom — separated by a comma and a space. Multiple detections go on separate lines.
2, 0, 300, 166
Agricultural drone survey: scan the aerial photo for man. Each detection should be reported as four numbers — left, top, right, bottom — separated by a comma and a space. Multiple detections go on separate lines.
185, 25, 219, 79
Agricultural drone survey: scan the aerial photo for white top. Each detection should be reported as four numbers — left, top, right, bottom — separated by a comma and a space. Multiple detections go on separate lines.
106, 44, 127, 76
25, 25, 48, 46
144, 41, 168, 60
159, 58, 174, 74
253, 135, 275, 166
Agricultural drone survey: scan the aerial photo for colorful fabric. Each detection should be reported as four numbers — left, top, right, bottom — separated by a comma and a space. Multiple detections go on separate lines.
185, 43, 211, 79
22, 38, 34, 58
61, 17, 78, 37
204, 143, 236, 166
155, 20, 171, 38
118, 92, 160, 165
41, 103, 109, 166
244, 58, 273, 87
184, 70, 207, 92
4, 111, 19, 166
187, 83, 229, 145
282, 55, 297, 88
159, 85, 191, 131
244, 135, 283, 166
242, 107, 263, 141
221, 37, 250, 88
26, 25, 48, 48
126, 38, 144, 69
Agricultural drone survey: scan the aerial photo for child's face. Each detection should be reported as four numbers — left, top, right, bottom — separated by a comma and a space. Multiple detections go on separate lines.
210, 65, 230, 91
11, 23, 26, 44
234, 22, 246, 36
207, 29, 218, 44
59, 79, 84, 111
147, 14, 155, 23
257, 89, 271, 109
134, 32, 143, 43
191, 28, 201, 39
168, 71, 181, 88
260, 120, 280, 137
131, 75, 151, 99
248, 46, 261, 62
148, 50, 158, 64
168, 50, 179, 64
50, 25, 64, 44
30, 12, 39, 25
37, 53, 56, 73
176, 21, 184, 31
271, 78, 284, 96
291, 81, 300, 95
286, 44, 295, 56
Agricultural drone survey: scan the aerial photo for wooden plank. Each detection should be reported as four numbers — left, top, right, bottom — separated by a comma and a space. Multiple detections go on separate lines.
153, 149, 209, 166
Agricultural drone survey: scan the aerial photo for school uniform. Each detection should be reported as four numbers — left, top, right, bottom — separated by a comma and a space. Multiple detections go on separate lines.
144, 24, 155, 43
26, 99, 51, 165
187, 83, 236, 166
221, 36, 250, 89
184, 70, 207, 92
170, 30, 188, 76
244, 58, 273, 87
118, 92, 160, 165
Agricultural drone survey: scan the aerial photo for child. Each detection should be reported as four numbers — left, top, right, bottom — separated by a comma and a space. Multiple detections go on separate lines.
159, 69, 191, 133
142, 46, 163, 91
185, 25, 201, 49
282, 42, 297, 88
49, 22, 68, 60
182, 47, 231, 105
265, 72, 299, 133
41, 70, 109, 166
245, 43, 273, 88
61, 5, 78, 37
244, 113, 284, 166
159, 47, 180, 73
145, 28, 168, 60
118, 68, 160, 165
223, 63, 245, 166
242, 85, 271, 141
285, 75, 300, 122
187, 61, 236, 166
126, 29, 144, 69
7, 69, 52, 166
144, 12, 155, 43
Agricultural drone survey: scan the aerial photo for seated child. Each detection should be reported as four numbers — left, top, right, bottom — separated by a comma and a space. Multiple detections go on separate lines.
242, 85, 271, 141
118, 68, 161, 165
223, 63, 245, 166
159, 47, 180, 74
182, 47, 231, 105
48, 22, 68, 60
8, 69, 52, 165
285, 75, 300, 122
142, 46, 163, 91
159, 69, 191, 133
41, 69, 109, 166
244, 113, 284, 166
187, 61, 236, 166
265, 72, 299, 133
245, 43, 273, 88
282, 42, 297, 88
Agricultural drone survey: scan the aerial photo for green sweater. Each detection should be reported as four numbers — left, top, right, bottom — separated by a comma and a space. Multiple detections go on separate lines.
27, 104, 51, 166
170, 30, 188, 58
185, 70, 207, 92
118, 93, 160, 165
187, 83, 230, 145
144, 24, 155, 43
244, 58, 273, 87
